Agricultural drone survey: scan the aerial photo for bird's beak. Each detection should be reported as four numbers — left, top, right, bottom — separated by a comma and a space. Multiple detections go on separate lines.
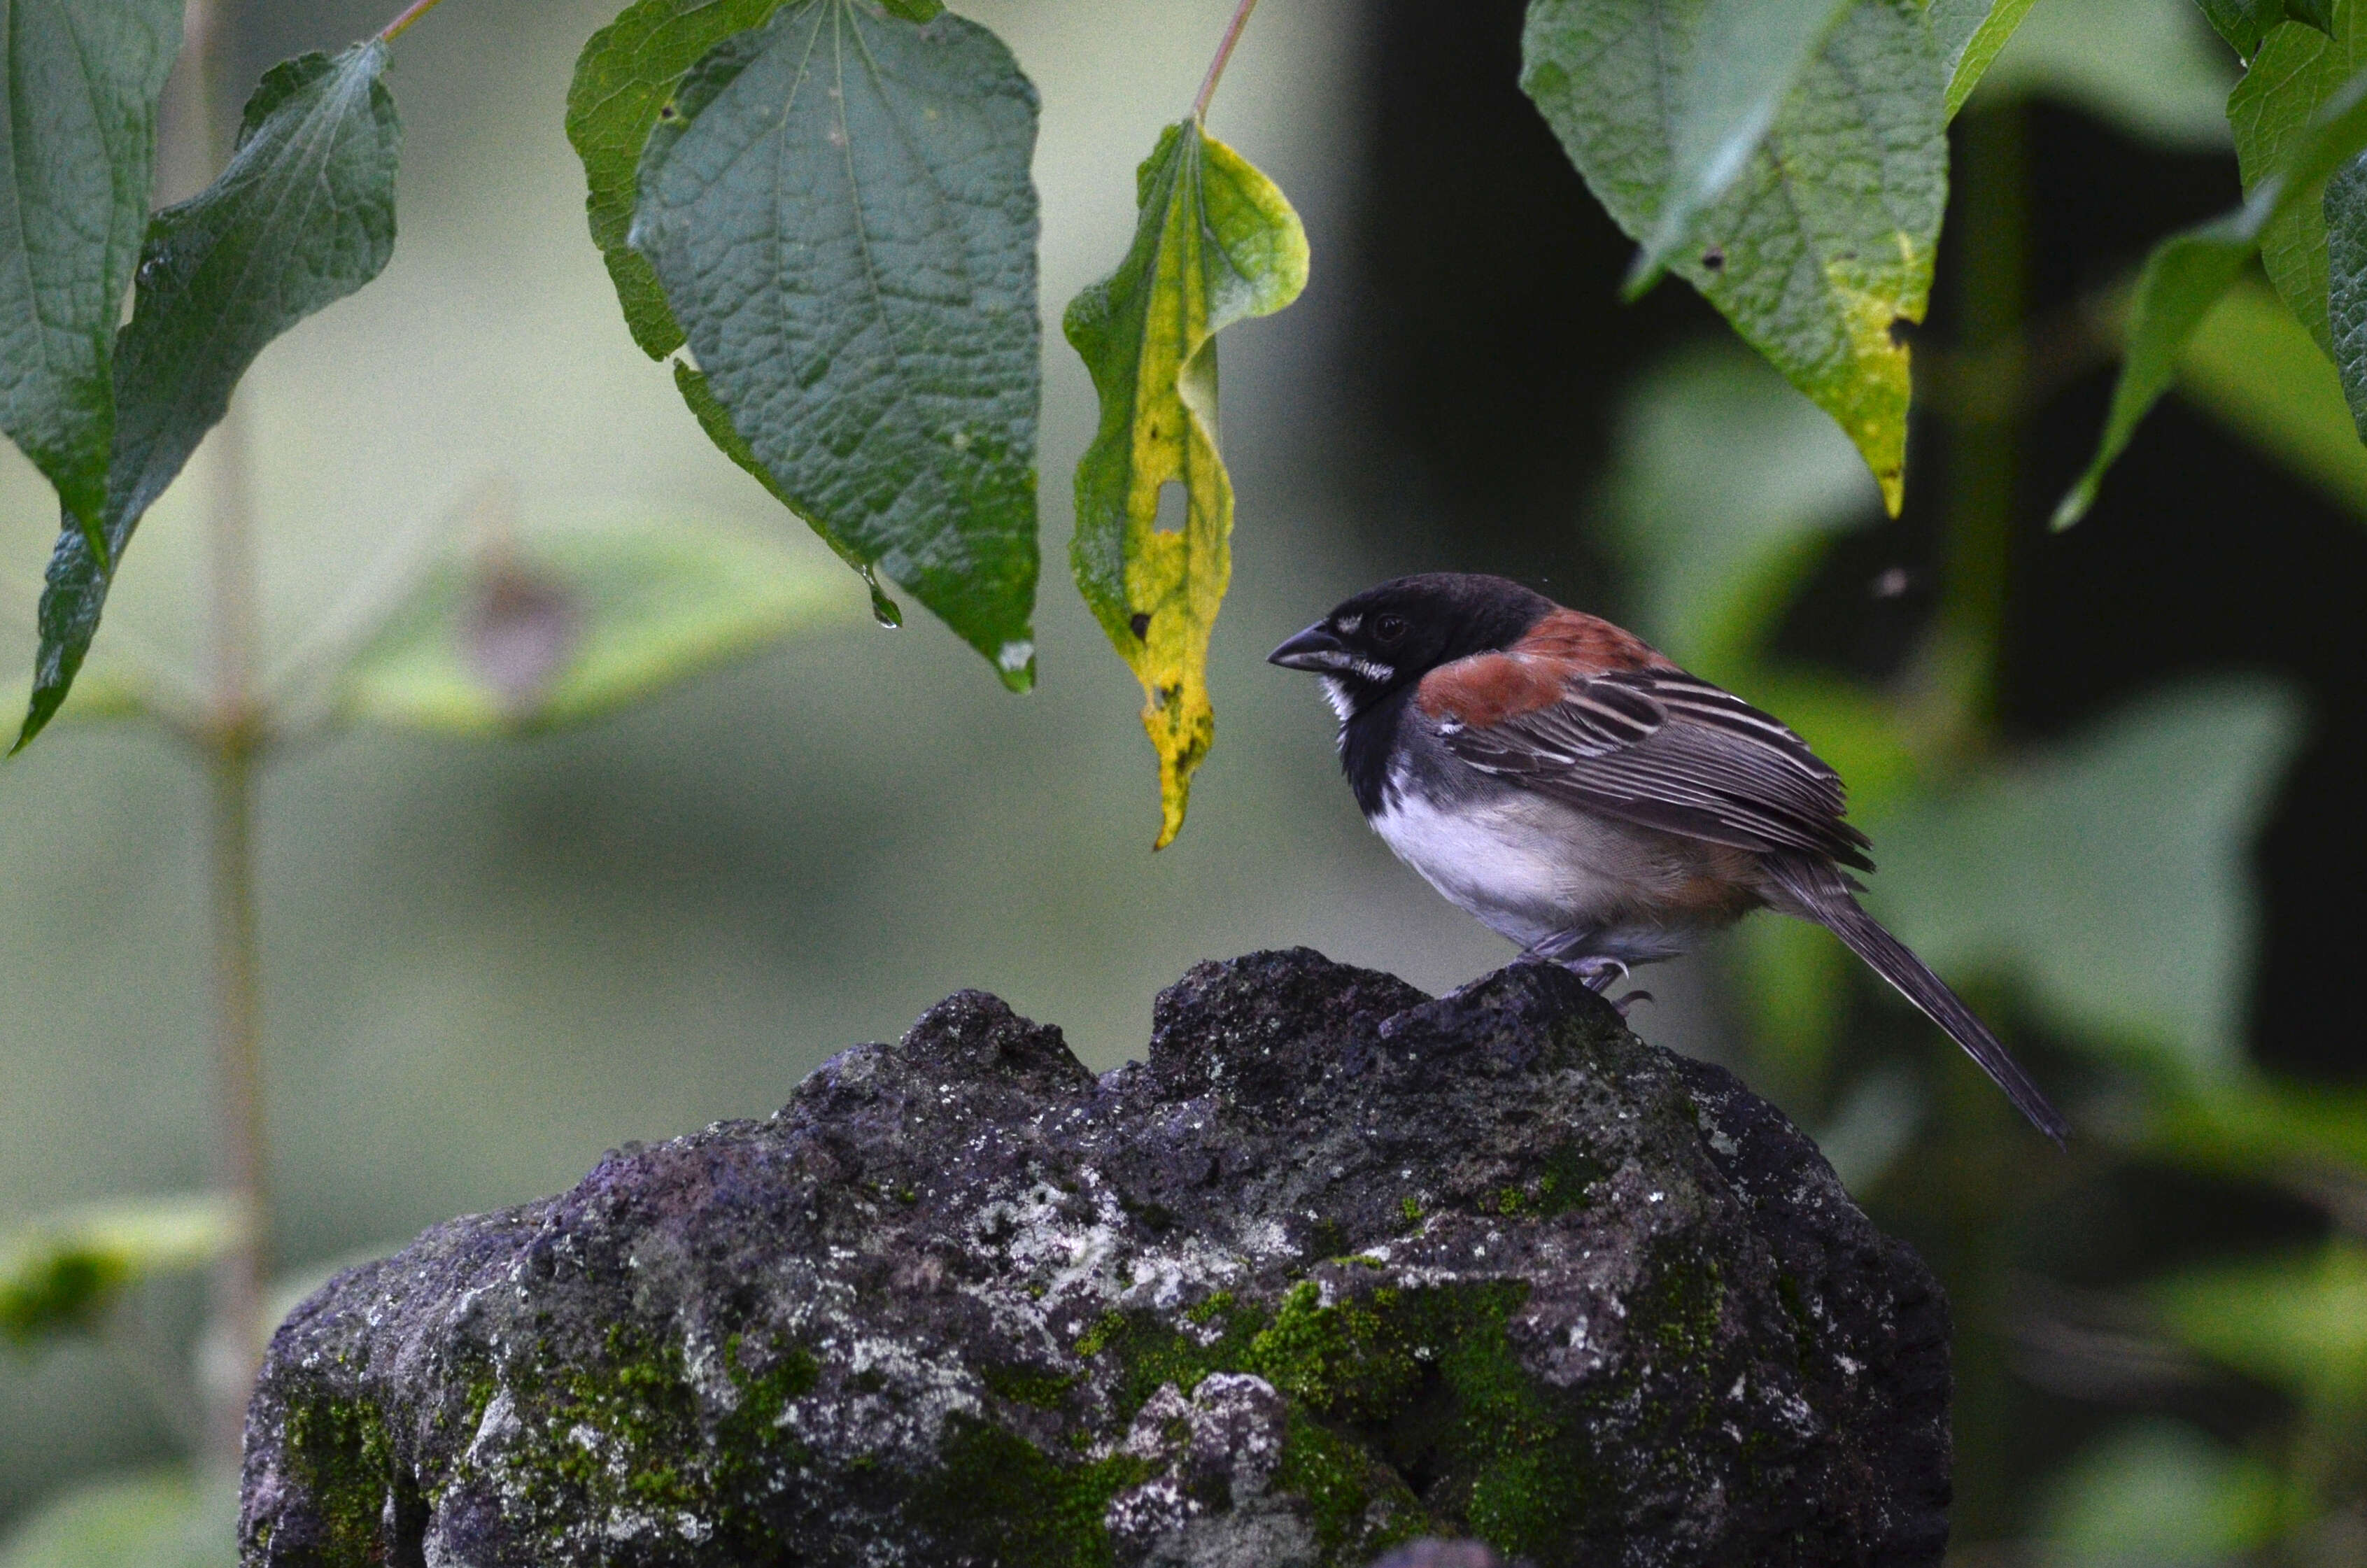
1268, 623, 1350, 672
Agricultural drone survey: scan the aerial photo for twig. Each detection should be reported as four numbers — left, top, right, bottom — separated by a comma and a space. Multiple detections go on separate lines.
1192, 0, 1262, 122
377, 0, 452, 43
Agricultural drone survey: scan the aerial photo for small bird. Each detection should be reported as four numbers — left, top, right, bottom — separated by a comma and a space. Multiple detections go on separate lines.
1269, 572, 2067, 1143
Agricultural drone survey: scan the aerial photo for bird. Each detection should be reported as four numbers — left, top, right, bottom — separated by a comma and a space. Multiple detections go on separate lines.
1268, 571, 2068, 1144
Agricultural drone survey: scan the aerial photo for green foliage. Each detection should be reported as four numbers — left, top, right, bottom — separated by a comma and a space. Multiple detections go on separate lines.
2058, 57, 2367, 525
2232, 0, 2367, 354
1599, 339, 2302, 1138
0, 0, 183, 549
565, 0, 791, 360
629, 0, 1043, 691
0, 1469, 232, 1568
2040, 1421, 2282, 1567
1523, 0, 1955, 514
19, 41, 402, 748
2156, 1244, 2367, 1414
1870, 680, 2303, 1082
1616, 0, 1858, 295
0, 1197, 240, 1347
1065, 120, 1308, 847
1937, 0, 2047, 118
337, 516, 854, 734
674, 358, 904, 628
2200, 0, 2339, 59
1972, 0, 2235, 148
2177, 278, 2367, 511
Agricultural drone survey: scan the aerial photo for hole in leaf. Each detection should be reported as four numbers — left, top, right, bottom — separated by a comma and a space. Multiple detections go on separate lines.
1887, 316, 1916, 348
1129, 612, 1151, 640
1153, 481, 1187, 535
1701, 246, 1725, 271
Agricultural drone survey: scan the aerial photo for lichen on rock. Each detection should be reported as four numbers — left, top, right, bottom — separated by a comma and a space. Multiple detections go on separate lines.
238, 949, 1951, 1567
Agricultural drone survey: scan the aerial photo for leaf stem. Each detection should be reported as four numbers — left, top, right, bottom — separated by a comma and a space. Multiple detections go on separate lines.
1192, 0, 1263, 122
377, 0, 452, 43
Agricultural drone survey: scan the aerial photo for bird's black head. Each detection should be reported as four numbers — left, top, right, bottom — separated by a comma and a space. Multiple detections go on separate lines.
1268, 572, 1554, 717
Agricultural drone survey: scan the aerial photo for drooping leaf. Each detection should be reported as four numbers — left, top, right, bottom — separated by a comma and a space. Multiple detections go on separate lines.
630, 0, 1041, 690
0, 1196, 240, 1346
339, 516, 852, 734
15, 43, 401, 750
0, 0, 183, 551
2229, 0, 2367, 354
2054, 217, 2263, 527
2057, 59, 2367, 525
1065, 122, 1308, 849
1974, 0, 2235, 148
0, 1468, 233, 1568
674, 360, 902, 626
2179, 277, 2367, 512
1620, 0, 1858, 295
564, 0, 793, 359
1932, 0, 2045, 119
1524, 0, 1946, 514
1870, 679, 2303, 1083
2199, 0, 2336, 59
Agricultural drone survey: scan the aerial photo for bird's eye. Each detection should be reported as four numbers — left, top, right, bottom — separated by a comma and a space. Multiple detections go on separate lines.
1373, 613, 1408, 642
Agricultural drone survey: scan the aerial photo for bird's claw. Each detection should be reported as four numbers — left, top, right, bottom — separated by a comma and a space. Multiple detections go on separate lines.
1609, 988, 1653, 1017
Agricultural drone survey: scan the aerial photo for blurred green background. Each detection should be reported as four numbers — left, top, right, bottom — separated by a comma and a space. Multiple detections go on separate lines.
6, 0, 2367, 1562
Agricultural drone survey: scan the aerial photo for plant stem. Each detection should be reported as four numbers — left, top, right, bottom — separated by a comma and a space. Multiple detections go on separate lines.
377, 0, 452, 43
1934, 100, 2028, 742
178, 0, 273, 1466
1192, 0, 1262, 122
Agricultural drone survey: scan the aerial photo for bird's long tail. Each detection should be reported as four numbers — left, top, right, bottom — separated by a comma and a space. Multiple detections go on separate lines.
1765, 858, 2069, 1145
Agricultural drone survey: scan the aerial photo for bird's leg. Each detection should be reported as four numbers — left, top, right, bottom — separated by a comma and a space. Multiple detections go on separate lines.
1518, 928, 1602, 968
1567, 955, 1629, 994
1558, 950, 1655, 1017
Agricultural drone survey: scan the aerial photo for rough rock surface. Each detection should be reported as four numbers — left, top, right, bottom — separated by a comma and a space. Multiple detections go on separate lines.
239, 950, 1951, 1568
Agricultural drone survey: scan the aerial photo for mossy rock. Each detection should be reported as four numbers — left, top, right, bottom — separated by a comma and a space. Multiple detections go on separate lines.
239, 950, 1949, 1567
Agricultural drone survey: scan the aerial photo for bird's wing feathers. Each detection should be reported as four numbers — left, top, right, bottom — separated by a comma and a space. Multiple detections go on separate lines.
1429, 661, 1874, 870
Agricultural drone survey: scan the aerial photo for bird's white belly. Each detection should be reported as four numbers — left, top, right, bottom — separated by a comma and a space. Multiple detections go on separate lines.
1367, 787, 1639, 952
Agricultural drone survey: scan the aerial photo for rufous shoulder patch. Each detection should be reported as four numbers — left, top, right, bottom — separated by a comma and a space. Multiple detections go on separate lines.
1415, 653, 1566, 728
1512, 609, 1677, 672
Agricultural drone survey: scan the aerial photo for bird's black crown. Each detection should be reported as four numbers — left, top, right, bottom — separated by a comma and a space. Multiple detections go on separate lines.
1268, 572, 1553, 712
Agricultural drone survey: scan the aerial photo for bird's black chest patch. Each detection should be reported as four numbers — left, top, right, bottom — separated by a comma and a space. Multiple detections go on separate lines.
1340, 686, 1420, 817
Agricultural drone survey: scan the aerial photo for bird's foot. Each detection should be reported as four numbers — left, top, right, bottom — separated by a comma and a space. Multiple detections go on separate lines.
1567, 955, 1632, 994
1607, 988, 1653, 1017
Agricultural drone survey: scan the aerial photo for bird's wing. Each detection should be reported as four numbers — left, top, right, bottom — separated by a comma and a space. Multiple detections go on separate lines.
1427, 661, 1874, 870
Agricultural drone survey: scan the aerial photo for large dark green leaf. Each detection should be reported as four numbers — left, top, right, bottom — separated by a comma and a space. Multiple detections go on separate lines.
1619, 0, 1858, 294
15, 43, 402, 750
2058, 60, 2367, 525
1525, 0, 1946, 514
2199, 0, 2337, 59
2326, 149, 2367, 432
1065, 122, 1307, 849
565, 0, 793, 359
2229, 0, 2367, 354
0, 0, 183, 549
631, 0, 1040, 690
